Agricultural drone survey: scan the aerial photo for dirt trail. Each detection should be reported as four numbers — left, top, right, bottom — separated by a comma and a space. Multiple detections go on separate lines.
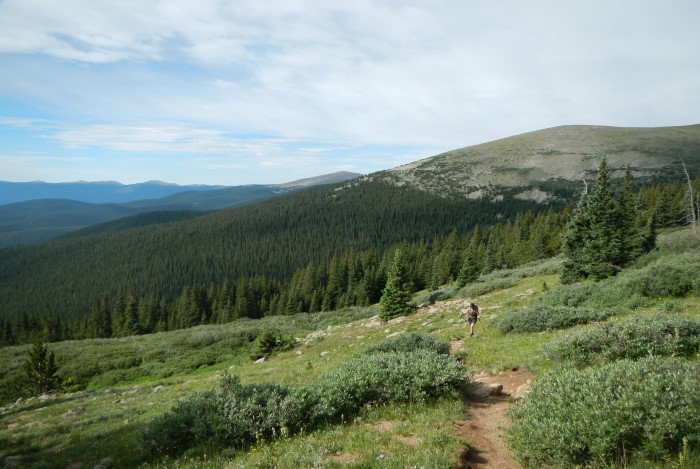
451, 340, 531, 469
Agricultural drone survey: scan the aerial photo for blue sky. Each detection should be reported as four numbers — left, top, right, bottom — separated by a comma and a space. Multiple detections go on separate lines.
1, 1, 699, 185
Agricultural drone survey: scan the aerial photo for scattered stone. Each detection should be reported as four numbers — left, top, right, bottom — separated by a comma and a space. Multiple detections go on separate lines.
362, 317, 381, 328
447, 319, 455, 324
5, 455, 23, 468
362, 319, 382, 329
295, 350, 303, 355
388, 316, 406, 325
386, 331, 404, 338
38, 394, 51, 401
93, 457, 114, 469
254, 357, 266, 364
103, 389, 115, 394
113, 399, 125, 404
152, 385, 164, 392
127, 386, 141, 394
15, 397, 22, 404
470, 383, 504, 399
514, 382, 531, 400
514, 289, 536, 299
320, 351, 330, 357
63, 407, 86, 417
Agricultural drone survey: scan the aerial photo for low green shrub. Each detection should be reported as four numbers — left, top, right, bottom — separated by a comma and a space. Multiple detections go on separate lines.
493, 306, 612, 334
536, 250, 700, 312
544, 315, 700, 366
616, 254, 700, 298
362, 332, 451, 356
507, 357, 700, 467
249, 329, 296, 360
309, 349, 467, 424
415, 288, 454, 305
461, 278, 518, 297
143, 343, 468, 457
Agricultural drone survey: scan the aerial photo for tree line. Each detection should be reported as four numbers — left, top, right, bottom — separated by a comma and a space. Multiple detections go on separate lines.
1, 208, 565, 344
1, 173, 697, 346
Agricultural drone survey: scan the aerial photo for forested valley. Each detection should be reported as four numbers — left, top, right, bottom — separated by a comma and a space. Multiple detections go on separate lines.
0, 176, 696, 346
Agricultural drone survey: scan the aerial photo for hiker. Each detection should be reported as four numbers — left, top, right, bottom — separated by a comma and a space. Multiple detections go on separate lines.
461, 302, 480, 336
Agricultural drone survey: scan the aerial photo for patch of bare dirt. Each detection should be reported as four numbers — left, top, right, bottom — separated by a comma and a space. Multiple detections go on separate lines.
453, 357, 532, 469
326, 452, 360, 464
394, 434, 422, 447
370, 420, 398, 432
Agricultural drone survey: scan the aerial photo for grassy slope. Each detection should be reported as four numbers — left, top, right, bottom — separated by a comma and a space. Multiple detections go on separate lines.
1, 231, 699, 468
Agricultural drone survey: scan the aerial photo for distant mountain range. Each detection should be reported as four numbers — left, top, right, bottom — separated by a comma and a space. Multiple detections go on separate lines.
0, 180, 226, 206
0, 172, 361, 206
0, 171, 361, 247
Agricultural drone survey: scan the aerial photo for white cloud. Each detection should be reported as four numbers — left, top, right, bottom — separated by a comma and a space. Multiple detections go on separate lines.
1, 1, 699, 184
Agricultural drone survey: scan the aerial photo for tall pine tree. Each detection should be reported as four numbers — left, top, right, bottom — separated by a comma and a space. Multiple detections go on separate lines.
561, 158, 655, 283
379, 249, 415, 321
25, 338, 60, 396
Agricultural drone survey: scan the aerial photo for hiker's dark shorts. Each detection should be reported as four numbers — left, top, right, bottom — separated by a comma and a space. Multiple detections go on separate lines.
468, 317, 477, 325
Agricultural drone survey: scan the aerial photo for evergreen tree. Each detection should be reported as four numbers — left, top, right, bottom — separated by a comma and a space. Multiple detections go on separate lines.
89, 296, 112, 338
617, 166, 648, 263
456, 231, 480, 287
561, 159, 620, 281
122, 296, 140, 336
561, 158, 655, 283
379, 249, 415, 321
25, 338, 60, 395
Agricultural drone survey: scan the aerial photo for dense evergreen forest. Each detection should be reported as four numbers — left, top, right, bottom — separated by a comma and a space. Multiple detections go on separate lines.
0, 176, 697, 346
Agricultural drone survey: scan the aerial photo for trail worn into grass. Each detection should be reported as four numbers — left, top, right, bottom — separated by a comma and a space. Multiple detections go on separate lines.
452, 340, 531, 468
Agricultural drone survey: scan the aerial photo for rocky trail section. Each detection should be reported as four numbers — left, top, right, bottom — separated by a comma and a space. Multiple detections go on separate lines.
452, 340, 532, 469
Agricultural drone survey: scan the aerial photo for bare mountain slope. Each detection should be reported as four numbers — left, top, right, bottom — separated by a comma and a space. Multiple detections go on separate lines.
375, 124, 700, 201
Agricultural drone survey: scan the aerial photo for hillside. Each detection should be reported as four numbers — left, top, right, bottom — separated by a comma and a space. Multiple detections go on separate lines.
0, 172, 361, 247
0, 180, 550, 325
1, 229, 698, 468
377, 124, 700, 201
1, 124, 698, 338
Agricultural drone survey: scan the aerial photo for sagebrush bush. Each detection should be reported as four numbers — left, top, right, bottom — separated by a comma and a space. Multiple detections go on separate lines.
415, 288, 454, 305
362, 332, 451, 356
536, 250, 700, 311
460, 278, 518, 297
544, 315, 700, 366
309, 349, 467, 424
507, 357, 700, 467
493, 306, 612, 334
616, 253, 700, 298
143, 337, 468, 456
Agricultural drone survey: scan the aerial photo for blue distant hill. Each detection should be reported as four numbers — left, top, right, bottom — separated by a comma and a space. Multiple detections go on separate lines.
0, 180, 227, 206
0, 172, 361, 247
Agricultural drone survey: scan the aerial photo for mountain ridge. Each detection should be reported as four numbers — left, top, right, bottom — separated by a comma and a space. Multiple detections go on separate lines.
0, 172, 362, 247
375, 124, 700, 201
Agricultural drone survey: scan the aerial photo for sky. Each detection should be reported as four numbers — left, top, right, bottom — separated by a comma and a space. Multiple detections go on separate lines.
1, 1, 699, 186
